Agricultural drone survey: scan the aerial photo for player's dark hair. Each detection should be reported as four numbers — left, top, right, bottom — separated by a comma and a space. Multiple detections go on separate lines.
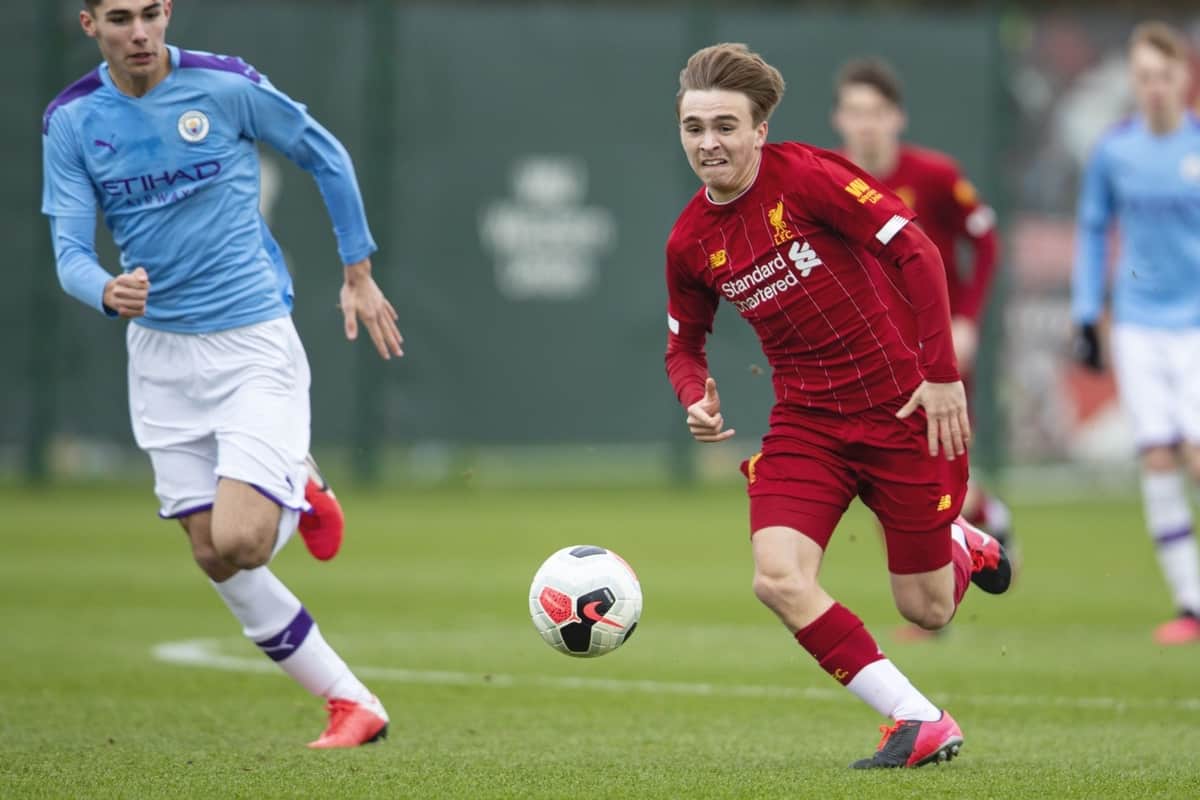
1130, 21, 1189, 62
835, 58, 904, 108
677, 43, 786, 125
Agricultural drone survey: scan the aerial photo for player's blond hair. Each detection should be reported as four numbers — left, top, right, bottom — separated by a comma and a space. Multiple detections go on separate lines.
676, 43, 786, 125
1130, 21, 1189, 62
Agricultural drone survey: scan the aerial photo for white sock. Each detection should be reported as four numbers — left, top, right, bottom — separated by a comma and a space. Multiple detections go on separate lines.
210, 567, 374, 701
1141, 472, 1200, 615
950, 522, 967, 553
270, 508, 299, 560
845, 659, 940, 722
983, 496, 1012, 536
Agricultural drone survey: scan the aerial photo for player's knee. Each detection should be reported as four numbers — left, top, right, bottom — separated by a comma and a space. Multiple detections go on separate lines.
1142, 447, 1178, 473
752, 568, 817, 614
212, 521, 275, 570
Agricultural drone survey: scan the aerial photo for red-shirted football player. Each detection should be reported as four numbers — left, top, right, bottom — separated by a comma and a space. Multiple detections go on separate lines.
832, 58, 1013, 557
665, 44, 1012, 769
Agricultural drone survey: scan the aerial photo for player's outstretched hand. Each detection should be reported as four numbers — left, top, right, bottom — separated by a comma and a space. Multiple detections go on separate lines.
686, 377, 735, 443
1072, 323, 1103, 372
896, 380, 970, 461
102, 266, 149, 319
340, 258, 404, 360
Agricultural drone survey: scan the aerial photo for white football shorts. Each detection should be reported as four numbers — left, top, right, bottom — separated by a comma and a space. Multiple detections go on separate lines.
126, 315, 311, 519
1111, 323, 1200, 450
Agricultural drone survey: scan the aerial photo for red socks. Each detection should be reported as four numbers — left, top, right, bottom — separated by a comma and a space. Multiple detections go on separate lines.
793, 603, 884, 685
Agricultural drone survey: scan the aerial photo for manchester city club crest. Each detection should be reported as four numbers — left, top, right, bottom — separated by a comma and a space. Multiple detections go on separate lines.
177, 110, 210, 143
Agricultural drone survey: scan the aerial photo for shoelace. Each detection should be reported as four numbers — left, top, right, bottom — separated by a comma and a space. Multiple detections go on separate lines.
874, 721, 901, 752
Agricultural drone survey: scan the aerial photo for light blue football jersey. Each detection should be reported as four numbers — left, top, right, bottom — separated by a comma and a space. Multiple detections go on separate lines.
42, 45, 374, 333
1073, 113, 1200, 329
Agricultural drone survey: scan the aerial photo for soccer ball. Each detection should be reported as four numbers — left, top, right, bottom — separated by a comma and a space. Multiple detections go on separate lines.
529, 545, 642, 657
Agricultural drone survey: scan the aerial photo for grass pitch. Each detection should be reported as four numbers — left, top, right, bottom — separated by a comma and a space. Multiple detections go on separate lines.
1, 480, 1198, 799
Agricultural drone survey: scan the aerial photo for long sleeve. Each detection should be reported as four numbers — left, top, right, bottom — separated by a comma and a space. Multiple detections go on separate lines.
283, 125, 376, 265
802, 148, 958, 383
946, 172, 999, 322
881, 222, 959, 383
42, 112, 115, 316
664, 251, 718, 408
1072, 141, 1114, 325
956, 220, 998, 322
235, 73, 377, 266
50, 214, 116, 316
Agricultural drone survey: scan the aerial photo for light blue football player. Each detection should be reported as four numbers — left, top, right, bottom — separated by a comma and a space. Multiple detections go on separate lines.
1072, 21, 1200, 645
41, 0, 402, 745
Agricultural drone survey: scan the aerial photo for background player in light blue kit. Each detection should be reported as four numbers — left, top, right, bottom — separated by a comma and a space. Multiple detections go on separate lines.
41, 0, 404, 745
1072, 21, 1200, 645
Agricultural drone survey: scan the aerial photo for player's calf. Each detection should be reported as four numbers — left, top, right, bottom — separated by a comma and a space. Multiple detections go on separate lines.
891, 568, 957, 631
897, 600, 954, 632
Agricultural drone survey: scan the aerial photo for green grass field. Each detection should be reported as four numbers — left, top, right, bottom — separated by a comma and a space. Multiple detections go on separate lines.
2, 481, 1198, 799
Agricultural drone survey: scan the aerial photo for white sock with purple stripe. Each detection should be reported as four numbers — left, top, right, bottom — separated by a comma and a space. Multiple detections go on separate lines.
211, 567, 373, 703
1141, 471, 1200, 615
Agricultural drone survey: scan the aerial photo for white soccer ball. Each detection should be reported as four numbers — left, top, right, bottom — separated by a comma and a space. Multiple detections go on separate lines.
529, 545, 642, 657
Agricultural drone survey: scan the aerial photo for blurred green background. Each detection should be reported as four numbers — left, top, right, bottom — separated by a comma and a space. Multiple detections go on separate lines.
6, 1, 1197, 492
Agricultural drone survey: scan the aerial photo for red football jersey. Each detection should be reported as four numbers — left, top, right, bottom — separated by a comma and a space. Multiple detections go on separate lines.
880, 145, 998, 322
665, 142, 957, 415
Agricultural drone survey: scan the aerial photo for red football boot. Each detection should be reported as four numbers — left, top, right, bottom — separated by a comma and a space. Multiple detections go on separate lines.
955, 516, 1013, 595
307, 695, 389, 749
298, 454, 344, 561
1154, 613, 1200, 645
850, 711, 963, 768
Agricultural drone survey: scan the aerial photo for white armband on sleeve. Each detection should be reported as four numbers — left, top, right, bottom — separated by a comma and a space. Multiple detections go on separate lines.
874, 215, 909, 245
965, 205, 996, 237
667, 313, 680, 335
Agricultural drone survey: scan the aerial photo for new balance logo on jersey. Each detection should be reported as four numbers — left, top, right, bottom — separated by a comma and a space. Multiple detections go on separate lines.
937, 494, 952, 512
787, 240, 823, 277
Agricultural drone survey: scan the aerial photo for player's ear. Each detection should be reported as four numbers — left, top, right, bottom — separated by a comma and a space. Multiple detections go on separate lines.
897, 108, 909, 135
163, 0, 174, 23
755, 120, 768, 148
79, 8, 97, 38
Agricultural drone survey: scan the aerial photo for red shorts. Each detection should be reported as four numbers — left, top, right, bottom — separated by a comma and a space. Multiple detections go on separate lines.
741, 395, 968, 575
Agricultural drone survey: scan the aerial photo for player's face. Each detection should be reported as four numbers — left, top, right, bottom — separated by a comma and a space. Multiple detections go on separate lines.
1130, 43, 1189, 125
832, 84, 905, 163
80, 1, 172, 87
679, 90, 768, 202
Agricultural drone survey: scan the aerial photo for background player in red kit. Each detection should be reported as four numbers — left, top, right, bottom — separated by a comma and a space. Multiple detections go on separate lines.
664, 43, 1012, 768
832, 58, 1014, 555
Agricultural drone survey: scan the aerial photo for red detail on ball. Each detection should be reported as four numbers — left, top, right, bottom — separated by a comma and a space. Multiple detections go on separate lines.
610, 551, 639, 582
539, 586, 574, 624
